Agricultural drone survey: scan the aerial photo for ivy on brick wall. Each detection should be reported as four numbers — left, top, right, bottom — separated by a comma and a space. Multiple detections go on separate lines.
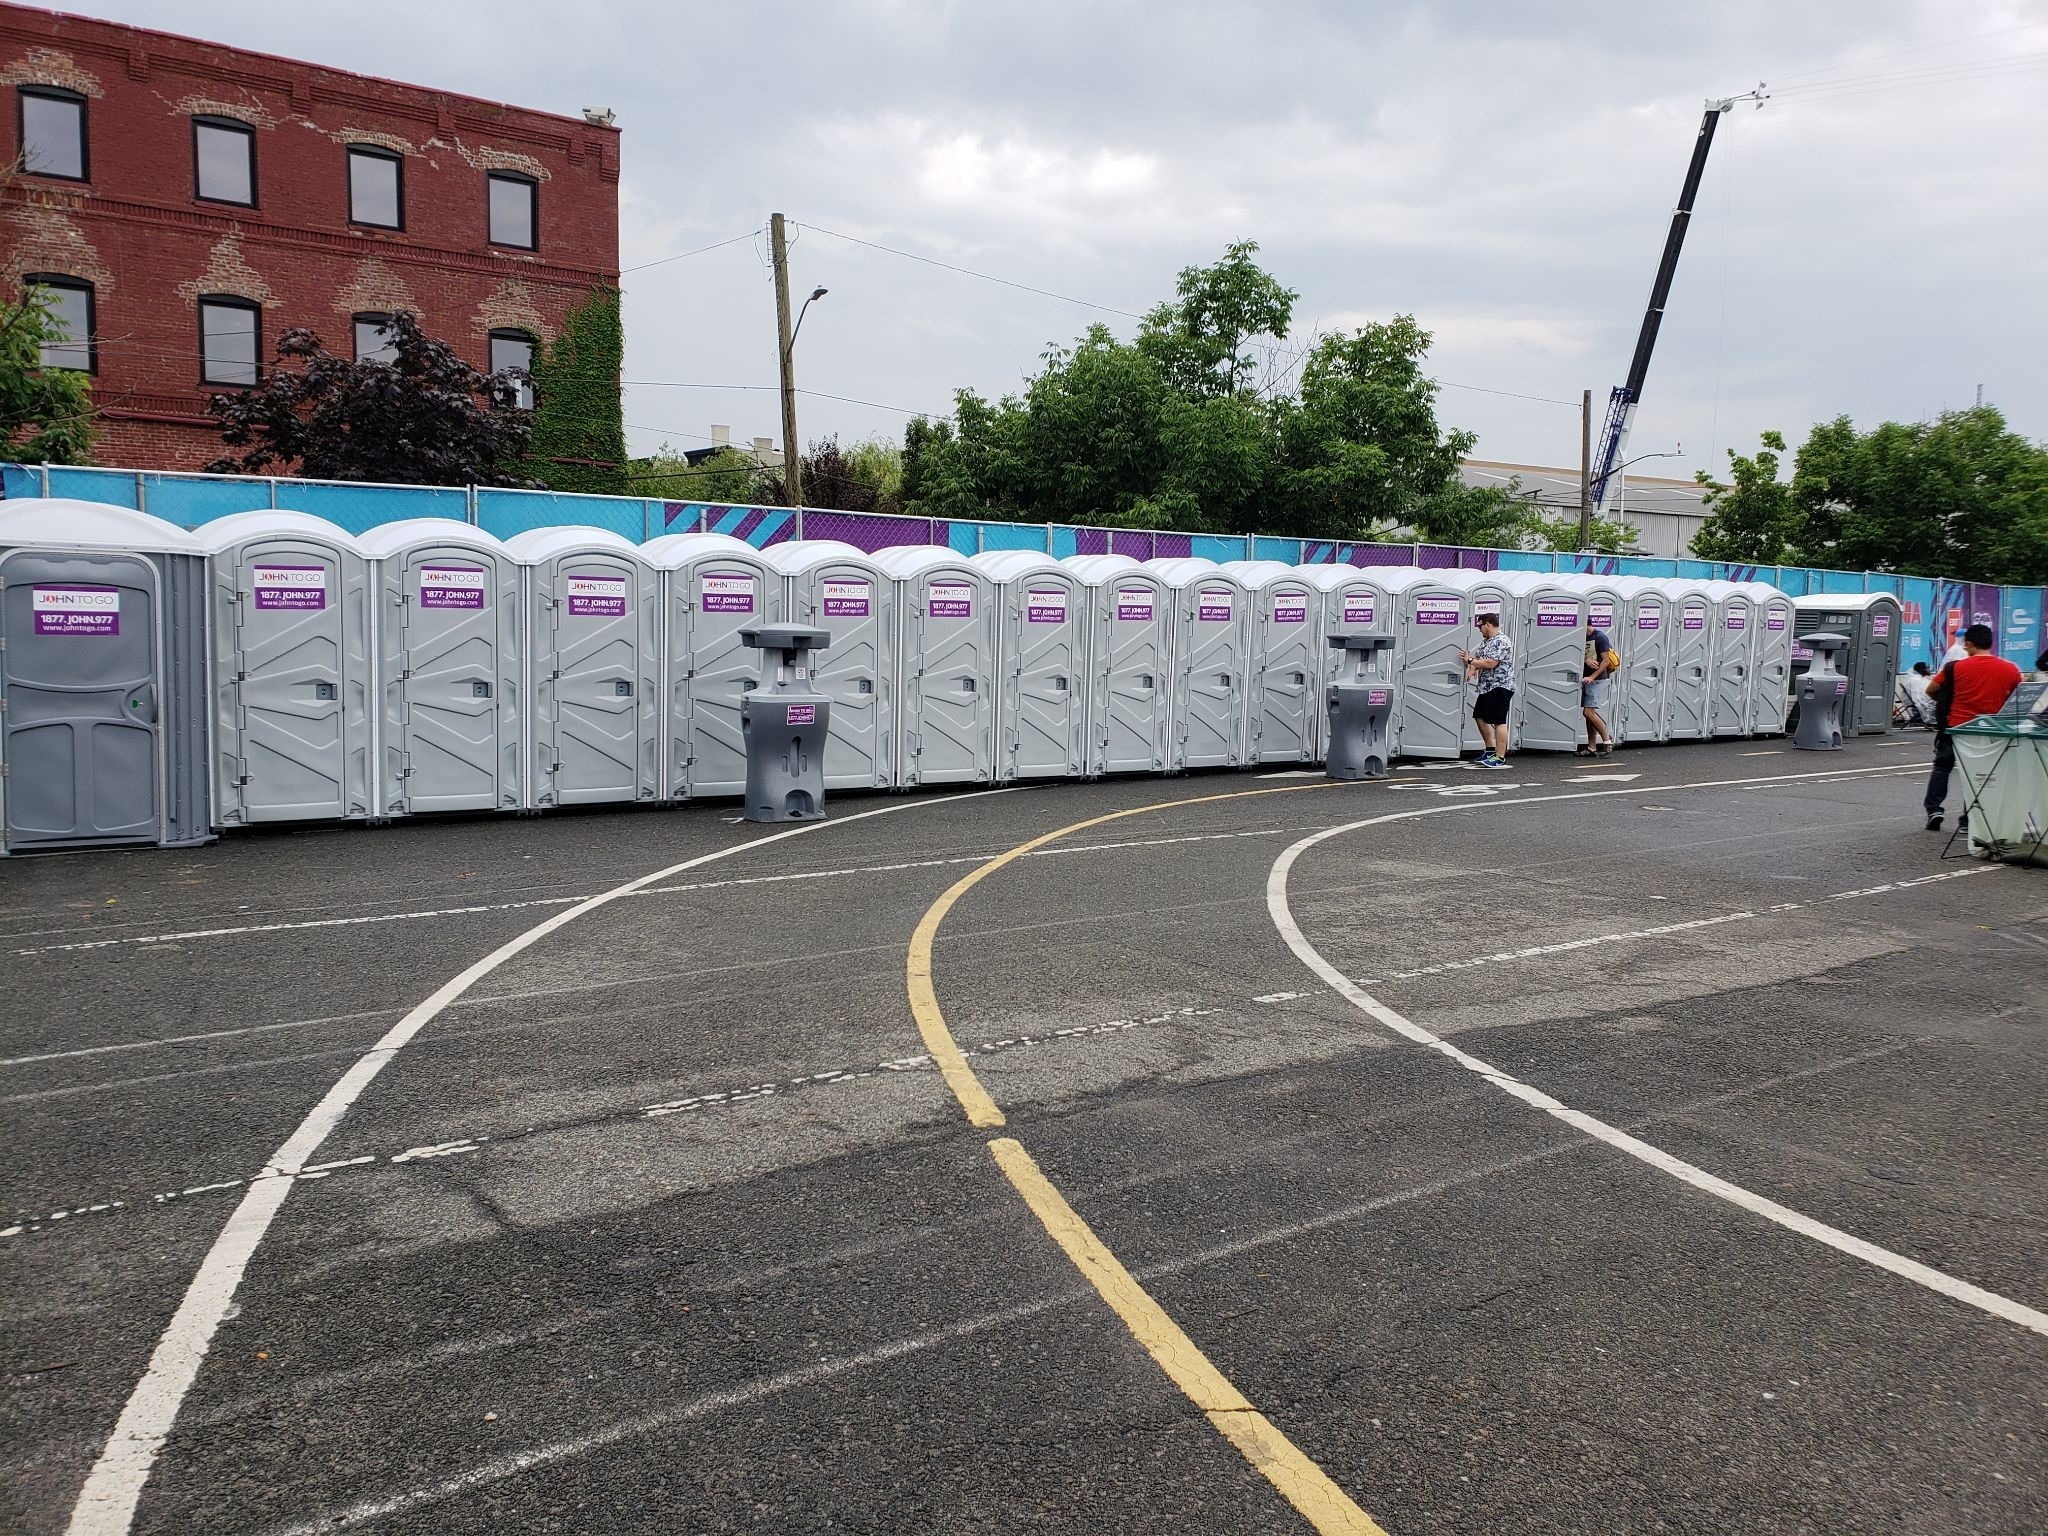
525, 285, 626, 496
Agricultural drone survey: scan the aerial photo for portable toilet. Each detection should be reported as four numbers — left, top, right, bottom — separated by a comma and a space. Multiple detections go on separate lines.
1792, 593, 1901, 734
1065, 554, 1169, 775
1220, 560, 1319, 765
642, 531, 786, 800
874, 546, 997, 787
970, 550, 1087, 782
359, 519, 523, 817
1701, 579, 1758, 737
1744, 583, 1795, 735
765, 540, 898, 790
1496, 572, 1587, 753
1439, 569, 1520, 754
0, 499, 212, 852
1295, 564, 1400, 759
1379, 567, 1471, 760
507, 527, 660, 810
1606, 576, 1670, 742
1664, 579, 1715, 740
199, 510, 373, 827
1145, 558, 1253, 769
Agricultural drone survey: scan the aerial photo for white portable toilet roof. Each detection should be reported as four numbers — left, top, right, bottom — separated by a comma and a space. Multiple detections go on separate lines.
194, 509, 362, 553
1216, 559, 1298, 588
357, 518, 511, 560
504, 525, 642, 562
1497, 570, 1571, 597
970, 549, 1064, 581
1793, 592, 1893, 612
0, 498, 204, 555
760, 539, 871, 574
1062, 553, 1142, 585
1293, 562, 1394, 593
639, 530, 760, 569
1142, 557, 1228, 588
1735, 580, 1788, 601
1378, 567, 1459, 594
872, 545, 977, 578
1606, 575, 1666, 598
1699, 578, 1746, 600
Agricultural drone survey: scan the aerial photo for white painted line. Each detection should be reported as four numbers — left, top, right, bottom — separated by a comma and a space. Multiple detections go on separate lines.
1564, 772, 1640, 782
240, 1035, 1922, 1534
1264, 778, 2048, 1341
59, 790, 1017, 1536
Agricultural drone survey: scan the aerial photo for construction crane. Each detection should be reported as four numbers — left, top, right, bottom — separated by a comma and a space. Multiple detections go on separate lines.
1587, 90, 1765, 519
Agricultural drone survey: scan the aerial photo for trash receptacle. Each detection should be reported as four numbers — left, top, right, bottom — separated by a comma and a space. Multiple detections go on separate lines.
1326, 632, 1396, 780
1792, 632, 1850, 751
739, 624, 831, 821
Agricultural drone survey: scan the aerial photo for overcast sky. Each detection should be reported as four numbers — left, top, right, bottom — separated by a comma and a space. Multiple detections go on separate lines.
66, 0, 2048, 482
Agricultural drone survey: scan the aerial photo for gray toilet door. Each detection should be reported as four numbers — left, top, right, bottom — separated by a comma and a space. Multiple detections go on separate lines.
399, 555, 511, 813
1006, 577, 1085, 779
229, 544, 354, 822
1, 552, 161, 849
538, 559, 650, 805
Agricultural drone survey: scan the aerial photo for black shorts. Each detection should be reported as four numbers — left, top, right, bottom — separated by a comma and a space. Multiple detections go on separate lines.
1473, 688, 1513, 726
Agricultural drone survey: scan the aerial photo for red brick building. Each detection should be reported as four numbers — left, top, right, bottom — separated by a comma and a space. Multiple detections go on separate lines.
1, 3, 620, 470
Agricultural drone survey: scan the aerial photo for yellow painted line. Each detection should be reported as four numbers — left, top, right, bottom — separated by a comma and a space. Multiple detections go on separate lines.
992, 1138, 1389, 1535
907, 779, 1390, 1535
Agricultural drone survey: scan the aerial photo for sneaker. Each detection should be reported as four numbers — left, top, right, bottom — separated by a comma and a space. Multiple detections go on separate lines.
1925, 813, 1943, 831
1475, 756, 1511, 770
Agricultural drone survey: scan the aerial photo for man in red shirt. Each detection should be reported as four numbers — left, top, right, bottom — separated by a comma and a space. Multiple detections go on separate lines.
1924, 623, 2023, 831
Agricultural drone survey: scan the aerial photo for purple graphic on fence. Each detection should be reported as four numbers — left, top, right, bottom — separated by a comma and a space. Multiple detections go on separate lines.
32, 585, 119, 635
252, 565, 327, 611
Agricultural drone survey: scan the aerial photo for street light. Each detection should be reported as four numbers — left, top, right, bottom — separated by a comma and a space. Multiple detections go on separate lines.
788, 286, 828, 356
1610, 446, 1681, 525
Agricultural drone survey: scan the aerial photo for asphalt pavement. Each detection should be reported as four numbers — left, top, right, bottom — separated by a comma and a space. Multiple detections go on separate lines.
3, 732, 2043, 1534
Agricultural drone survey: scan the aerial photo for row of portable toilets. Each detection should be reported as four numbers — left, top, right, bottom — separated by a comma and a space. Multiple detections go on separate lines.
0, 499, 1897, 852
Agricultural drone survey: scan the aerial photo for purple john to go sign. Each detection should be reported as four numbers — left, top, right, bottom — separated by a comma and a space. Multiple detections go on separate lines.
566, 572, 628, 617
1273, 591, 1308, 624
1535, 600, 1578, 628
1637, 607, 1662, 630
1682, 608, 1706, 631
1197, 588, 1233, 622
823, 579, 870, 618
31, 585, 119, 636
1342, 594, 1375, 625
420, 565, 487, 610
253, 565, 327, 611
1414, 596, 1461, 626
1026, 589, 1067, 624
701, 573, 756, 614
786, 703, 816, 726
928, 581, 973, 618
1116, 588, 1153, 622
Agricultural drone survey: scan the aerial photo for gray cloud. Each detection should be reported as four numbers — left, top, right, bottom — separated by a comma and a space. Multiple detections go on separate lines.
72, 0, 2048, 481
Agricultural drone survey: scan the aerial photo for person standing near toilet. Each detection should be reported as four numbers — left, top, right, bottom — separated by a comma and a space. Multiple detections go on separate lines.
1580, 619, 1618, 755
1460, 612, 1515, 768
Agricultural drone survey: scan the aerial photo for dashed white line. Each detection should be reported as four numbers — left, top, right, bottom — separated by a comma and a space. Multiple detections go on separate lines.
58, 791, 1016, 1536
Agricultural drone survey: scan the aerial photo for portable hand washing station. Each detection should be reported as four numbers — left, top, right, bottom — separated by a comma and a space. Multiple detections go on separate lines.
739, 623, 831, 821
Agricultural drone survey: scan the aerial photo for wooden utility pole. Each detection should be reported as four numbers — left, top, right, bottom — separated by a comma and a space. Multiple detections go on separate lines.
1578, 388, 1593, 551
770, 212, 803, 507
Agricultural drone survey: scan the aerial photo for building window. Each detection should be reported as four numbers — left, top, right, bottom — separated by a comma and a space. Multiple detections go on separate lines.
347, 145, 403, 229
353, 312, 397, 364
18, 87, 87, 180
486, 172, 537, 250
199, 296, 261, 386
488, 329, 535, 408
24, 275, 94, 371
193, 116, 257, 206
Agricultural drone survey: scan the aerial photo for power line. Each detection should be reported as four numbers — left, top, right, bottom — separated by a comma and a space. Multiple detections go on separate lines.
1432, 379, 1580, 408
1764, 21, 2047, 84
620, 228, 762, 275
1770, 49, 2048, 97
799, 222, 1146, 319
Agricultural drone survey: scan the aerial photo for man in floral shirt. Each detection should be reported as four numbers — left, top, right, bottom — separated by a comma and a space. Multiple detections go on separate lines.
1460, 612, 1515, 768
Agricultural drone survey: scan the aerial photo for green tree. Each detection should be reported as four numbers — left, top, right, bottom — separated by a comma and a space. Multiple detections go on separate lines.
760, 435, 903, 514
524, 286, 625, 495
1524, 508, 1639, 554
628, 443, 762, 503
0, 283, 95, 464
1690, 430, 1797, 563
1135, 239, 1298, 400
1268, 317, 1475, 540
900, 415, 985, 520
